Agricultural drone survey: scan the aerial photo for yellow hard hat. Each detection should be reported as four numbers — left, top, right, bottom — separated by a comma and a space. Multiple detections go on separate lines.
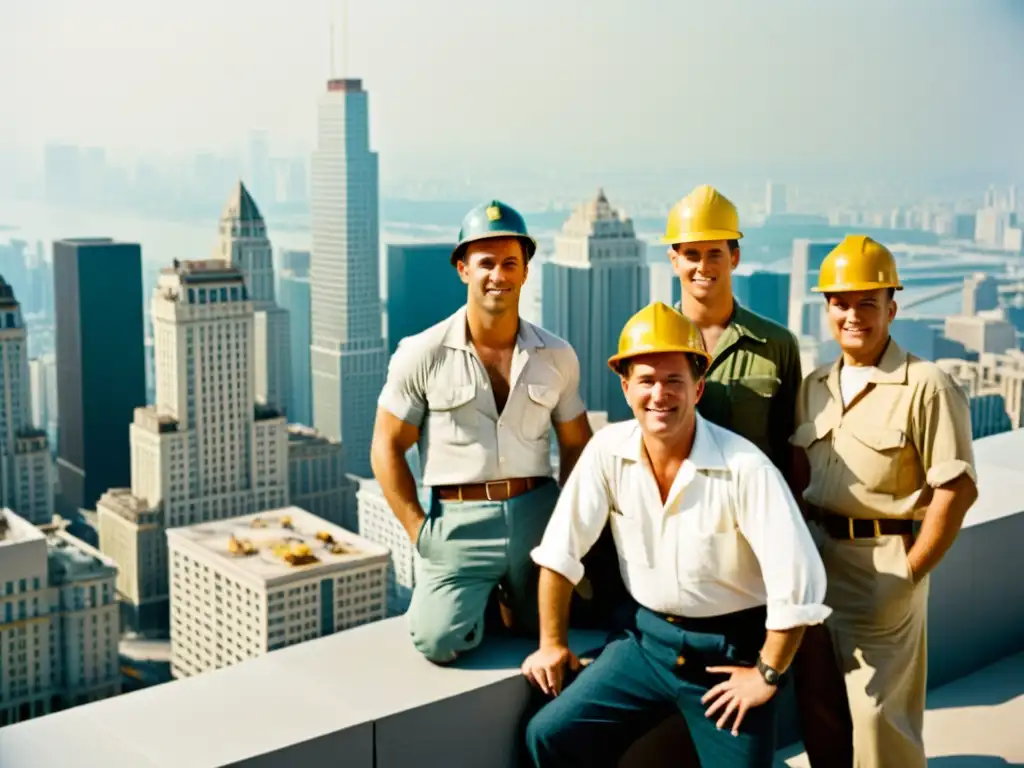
662, 184, 743, 246
607, 302, 711, 373
813, 235, 903, 293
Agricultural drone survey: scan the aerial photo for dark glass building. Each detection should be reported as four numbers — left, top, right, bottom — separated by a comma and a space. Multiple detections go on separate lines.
53, 238, 146, 514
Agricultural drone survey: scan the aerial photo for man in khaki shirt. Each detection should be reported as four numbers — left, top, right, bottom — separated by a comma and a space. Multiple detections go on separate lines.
371, 200, 592, 664
791, 235, 978, 768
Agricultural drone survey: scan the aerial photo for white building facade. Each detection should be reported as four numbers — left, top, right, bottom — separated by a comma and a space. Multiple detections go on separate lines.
166, 506, 387, 679
0, 510, 119, 728
0, 278, 53, 526
98, 260, 288, 633
309, 78, 388, 477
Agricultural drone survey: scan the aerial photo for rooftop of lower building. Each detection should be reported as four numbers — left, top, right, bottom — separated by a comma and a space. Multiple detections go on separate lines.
165, 506, 388, 585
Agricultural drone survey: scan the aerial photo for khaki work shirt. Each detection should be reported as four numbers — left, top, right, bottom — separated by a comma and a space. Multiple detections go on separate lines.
791, 339, 977, 521
378, 306, 586, 487
677, 301, 802, 476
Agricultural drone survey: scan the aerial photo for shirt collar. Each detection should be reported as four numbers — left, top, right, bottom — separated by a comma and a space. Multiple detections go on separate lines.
612, 413, 729, 472
730, 303, 768, 345
441, 306, 545, 351
820, 337, 909, 399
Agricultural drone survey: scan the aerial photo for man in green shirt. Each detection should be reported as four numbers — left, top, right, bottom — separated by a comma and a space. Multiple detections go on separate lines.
665, 184, 801, 475
661, 184, 851, 766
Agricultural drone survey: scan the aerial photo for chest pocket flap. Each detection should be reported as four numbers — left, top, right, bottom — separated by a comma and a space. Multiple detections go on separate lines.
848, 425, 907, 453
733, 375, 781, 398
426, 384, 476, 411
526, 384, 560, 409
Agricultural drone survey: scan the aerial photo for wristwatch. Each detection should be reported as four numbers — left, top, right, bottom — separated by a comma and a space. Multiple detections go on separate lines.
756, 655, 781, 686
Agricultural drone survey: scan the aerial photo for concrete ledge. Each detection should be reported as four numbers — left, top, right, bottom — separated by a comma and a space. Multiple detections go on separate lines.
0, 617, 606, 768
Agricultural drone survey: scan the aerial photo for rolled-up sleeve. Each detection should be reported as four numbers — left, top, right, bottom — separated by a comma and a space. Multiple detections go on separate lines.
916, 384, 977, 488
377, 339, 428, 426
530, 438, 612, 584
551, 347, 586, 424
735, 461, 831, 630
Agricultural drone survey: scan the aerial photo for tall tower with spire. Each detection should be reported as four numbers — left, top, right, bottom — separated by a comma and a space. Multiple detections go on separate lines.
308, 71, 387, 476
214, 181, 292, 419
542, 189, 648, 422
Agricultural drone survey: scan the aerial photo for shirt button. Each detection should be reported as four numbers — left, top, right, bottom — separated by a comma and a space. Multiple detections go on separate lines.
676, 655, 686, 666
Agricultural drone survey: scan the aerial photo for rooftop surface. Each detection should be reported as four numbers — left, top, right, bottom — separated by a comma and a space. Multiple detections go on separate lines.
0, 508, 46, 546
47, 531, 117, 585
165, 506, 388, 585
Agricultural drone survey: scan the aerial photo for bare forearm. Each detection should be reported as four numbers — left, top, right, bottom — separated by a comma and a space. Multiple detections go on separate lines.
759, 626, 806, 674
907, 475, 977, 580
371, 446, 425, 536
538, 568, 575, 648
558, 446, 585, 486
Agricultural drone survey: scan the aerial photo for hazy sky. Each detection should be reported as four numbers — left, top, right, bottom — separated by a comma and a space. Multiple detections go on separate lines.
3, 0, 1023, 180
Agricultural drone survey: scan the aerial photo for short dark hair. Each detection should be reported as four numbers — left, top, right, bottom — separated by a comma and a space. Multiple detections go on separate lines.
727, 239, 740, 252
619, 354, 707, 381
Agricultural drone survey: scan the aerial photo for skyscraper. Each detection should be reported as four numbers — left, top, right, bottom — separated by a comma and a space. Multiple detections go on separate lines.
542, 190, 647, 422
732, 265, 790, 328
787, 239, 839, 338
385, 243, 462, 355
52, 238, 145, 516
213, 182, 291, 419
277, 249, 312, 425
97, 259, 288, 633
0, 278, 53, 525
309, 78, 387, 476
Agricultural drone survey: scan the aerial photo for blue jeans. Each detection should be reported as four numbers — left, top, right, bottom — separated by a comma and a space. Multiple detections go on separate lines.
526, 605, 778, 767
407, 480, 560, 663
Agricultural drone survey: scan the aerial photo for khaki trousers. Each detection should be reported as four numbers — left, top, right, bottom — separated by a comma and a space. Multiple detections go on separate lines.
821, 534, 929, 768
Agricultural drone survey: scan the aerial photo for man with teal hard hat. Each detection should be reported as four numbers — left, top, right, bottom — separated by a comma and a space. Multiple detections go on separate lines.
372, 199, 593, 663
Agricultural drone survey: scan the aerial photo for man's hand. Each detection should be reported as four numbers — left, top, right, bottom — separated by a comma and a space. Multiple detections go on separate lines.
521, 644, 581, 697
702, 665, 777, 736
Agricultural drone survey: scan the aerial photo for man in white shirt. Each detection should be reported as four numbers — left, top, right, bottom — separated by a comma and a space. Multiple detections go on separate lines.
521, 301, 830, 768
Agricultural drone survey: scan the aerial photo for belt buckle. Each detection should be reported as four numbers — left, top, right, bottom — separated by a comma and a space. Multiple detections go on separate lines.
485, 479, 512, 501
847, 518, 855, 540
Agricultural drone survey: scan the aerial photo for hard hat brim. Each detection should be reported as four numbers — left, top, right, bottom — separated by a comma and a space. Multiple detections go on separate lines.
811, 281, 903, 293
661, 229, 744, 246
450, 232, 538, 266
607, 345, 713, 373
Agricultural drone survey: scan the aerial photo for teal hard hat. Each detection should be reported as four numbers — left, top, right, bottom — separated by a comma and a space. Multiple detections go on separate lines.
450, 200, 538, 266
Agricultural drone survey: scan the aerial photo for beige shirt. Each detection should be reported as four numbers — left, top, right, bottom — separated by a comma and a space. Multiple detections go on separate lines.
531, 415, 830, 630
792, 339, 977, 521
378, 306, 586, 487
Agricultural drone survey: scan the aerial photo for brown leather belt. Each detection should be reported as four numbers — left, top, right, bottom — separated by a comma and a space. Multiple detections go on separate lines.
435, 476, 549, 502
809, 505, 915, 540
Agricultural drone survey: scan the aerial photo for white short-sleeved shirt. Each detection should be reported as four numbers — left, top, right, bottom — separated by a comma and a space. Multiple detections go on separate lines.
531, 415, 831, 631
377, 306, 586, 487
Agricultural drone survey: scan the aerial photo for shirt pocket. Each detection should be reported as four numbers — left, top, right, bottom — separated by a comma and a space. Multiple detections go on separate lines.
609, 509, 651, 568
728, 375, 780, 446
425, 384, 478, 446
844, 424, 910, 496
521, 383, 560, 441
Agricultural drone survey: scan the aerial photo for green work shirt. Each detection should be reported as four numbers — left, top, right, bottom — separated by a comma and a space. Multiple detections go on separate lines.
676, 301, 802, 477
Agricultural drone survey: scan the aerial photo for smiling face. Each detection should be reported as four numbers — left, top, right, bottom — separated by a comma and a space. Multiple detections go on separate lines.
456, 237, 528, 316
620, 352, 705, 440
669, 239, 739, 303
825, 288, 897, 362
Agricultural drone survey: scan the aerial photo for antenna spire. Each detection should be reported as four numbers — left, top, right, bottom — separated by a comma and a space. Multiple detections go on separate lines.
328, 1, 336, 78
342, 0, 349, 78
